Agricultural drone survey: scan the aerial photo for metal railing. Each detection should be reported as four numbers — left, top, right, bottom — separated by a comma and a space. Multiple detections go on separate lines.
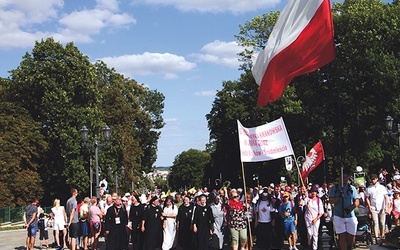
0, 206, 52, 224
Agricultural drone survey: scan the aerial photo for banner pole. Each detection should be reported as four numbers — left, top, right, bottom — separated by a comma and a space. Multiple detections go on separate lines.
293, 154, 306, 188
241, 161, 253, 249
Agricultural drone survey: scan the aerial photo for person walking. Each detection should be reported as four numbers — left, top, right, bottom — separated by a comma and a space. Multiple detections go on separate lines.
129, 194, 145, 250
210, 194, 225, 250
304, 186, 324, 250
66, 188, 80, 250
38, 213, 50, 249
193, 194, 214, 250
79, 197, 90, 250
226, 189, 247, 250
23, 197, 39, 250
51, 198, 68, 249
278, 191, 298, 250
104, 196, 129, 250
366, 173, 390, 244
89, 196, 103, 250
141, 196, 164, 250
162, 196, 178, 250
176, 196, 194, 250
329, 171, 360, 250
254, 189, 275, 250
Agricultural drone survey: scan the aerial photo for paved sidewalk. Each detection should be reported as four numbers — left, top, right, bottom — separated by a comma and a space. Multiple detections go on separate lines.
0, 228, 397, 250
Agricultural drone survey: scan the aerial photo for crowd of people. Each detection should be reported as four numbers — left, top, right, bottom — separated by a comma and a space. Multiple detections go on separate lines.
22, 168, 400, 250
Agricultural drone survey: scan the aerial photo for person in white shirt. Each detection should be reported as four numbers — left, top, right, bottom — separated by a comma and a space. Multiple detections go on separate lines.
304, 186, 324, 250
365, 174, 390, 243
254, 189, 276, 250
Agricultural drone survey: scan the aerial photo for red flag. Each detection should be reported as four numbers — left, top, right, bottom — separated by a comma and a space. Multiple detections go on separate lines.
301, 141, 325, 183
252, 0, 335, 106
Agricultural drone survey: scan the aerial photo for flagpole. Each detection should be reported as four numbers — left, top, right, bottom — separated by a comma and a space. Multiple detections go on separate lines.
240, 161, 253, 249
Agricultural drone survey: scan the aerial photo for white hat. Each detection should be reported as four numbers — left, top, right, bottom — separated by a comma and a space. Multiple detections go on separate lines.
394, 175, 400, 181
269, 183, 274, 188
125, 192, 131, 197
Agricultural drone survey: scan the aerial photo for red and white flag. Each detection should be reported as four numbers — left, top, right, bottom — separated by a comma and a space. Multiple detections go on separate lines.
301, 141, 325, 183
252, 0, 335, 106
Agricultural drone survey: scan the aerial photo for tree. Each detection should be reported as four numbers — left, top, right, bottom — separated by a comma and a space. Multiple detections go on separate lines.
168, 149, 211, 190
0, 38, 165, 205
207, 0, 400, 186
0, 100, 47, 207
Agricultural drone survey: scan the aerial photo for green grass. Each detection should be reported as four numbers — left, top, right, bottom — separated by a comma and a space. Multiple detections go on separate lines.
0, 225, 23, 231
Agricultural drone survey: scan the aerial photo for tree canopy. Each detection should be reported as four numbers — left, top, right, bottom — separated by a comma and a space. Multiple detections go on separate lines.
206, 0, 400, 187
0, 38, 164, 205
168, 148, 211, 191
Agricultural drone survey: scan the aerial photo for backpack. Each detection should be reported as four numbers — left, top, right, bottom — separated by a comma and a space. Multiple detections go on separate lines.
38, 218, 45, 230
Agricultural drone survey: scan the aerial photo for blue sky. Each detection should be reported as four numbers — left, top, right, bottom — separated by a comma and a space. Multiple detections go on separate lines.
0, 0, 287, 167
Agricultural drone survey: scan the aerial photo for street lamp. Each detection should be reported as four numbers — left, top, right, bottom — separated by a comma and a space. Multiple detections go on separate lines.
296, 156, 305, 186
108, 166, 125, 194
252, 174, 259, 187
385, 115, 400, 148
81, 124, 111, 198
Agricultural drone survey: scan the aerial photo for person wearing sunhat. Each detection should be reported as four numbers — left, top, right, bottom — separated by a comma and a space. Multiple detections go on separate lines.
278, 191, 298, 250
141, 195, 163, 250
304, 186, 324, 250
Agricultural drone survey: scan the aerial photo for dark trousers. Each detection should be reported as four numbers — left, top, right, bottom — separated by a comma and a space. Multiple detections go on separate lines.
256, 222, 273, 249
131, 229, 143, 250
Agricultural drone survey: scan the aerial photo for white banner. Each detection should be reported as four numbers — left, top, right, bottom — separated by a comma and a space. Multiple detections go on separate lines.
285, 156, 293, 171
237, 117, 294, 162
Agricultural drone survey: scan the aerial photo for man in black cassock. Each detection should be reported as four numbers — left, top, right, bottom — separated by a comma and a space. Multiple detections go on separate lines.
104, 196, 129, 250
141, 195, 164, 250
129, 194, 145, 250
193, 194, 214, 250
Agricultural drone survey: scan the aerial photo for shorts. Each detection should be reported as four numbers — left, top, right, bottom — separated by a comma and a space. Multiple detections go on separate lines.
283, 221, 296, 235
27, 223, 37, 237
333, 215, 358, 235
80, 221, 90, 236
53, 220, 66, 231
69, 222, 81, 238
229, 227, 247, 246
39, 230, 49, 240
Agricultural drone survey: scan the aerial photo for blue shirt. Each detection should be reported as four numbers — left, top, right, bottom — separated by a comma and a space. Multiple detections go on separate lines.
278, 201, 295, 223
329, 183, 359, 218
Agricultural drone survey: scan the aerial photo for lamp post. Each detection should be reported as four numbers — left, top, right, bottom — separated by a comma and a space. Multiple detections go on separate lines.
81, 124, 111, 198
296, 156, 305, 186
252, 174, 259, 187
108, 166, 125, 194
385, 115, 400, 149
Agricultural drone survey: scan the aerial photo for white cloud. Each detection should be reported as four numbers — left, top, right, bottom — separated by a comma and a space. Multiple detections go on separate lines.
194, 91, 216, 97
192, 40, 242, 68
0, 0, 135, 49
133, 0, 281, 13
97, 52, 197, 79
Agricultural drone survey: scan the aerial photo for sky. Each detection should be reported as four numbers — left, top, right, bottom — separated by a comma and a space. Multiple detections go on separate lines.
0, 0, 288, 167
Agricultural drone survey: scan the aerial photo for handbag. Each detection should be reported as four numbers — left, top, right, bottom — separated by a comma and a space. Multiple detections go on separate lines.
93, 222, 101, 232
209, 233, 219, 249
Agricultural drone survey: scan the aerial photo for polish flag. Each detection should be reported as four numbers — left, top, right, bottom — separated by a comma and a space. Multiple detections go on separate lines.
252, 0, 335, 106
301, 141, 325, 184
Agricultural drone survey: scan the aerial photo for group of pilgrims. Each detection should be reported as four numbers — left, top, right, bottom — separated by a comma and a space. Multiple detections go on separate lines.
94, 181, 333, 250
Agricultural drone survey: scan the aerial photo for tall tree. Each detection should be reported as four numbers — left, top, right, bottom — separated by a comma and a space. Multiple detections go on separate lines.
0, 100, 47, 206
168, 149, 210, 190
0, 38, 165, 205
207, 0, 400, 186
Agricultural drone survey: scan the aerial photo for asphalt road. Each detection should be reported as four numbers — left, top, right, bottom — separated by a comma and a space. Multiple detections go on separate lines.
0, 228, 397, 250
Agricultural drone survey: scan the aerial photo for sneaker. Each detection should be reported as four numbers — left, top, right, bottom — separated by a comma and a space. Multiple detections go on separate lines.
292, 246, 299, 250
